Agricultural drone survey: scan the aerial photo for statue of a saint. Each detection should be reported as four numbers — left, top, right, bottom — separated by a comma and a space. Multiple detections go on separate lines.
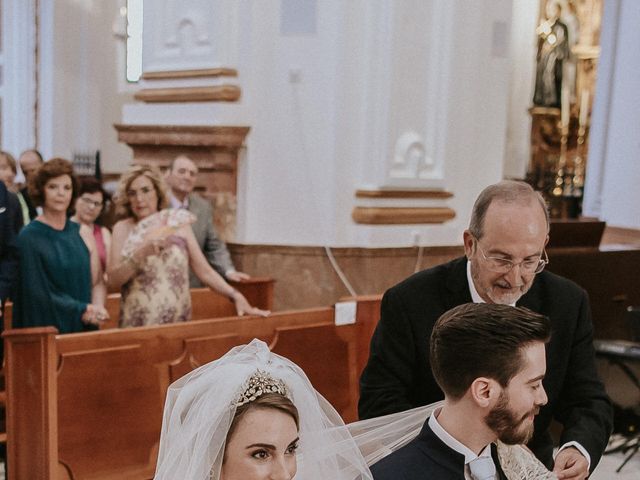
533, 1, 570, 107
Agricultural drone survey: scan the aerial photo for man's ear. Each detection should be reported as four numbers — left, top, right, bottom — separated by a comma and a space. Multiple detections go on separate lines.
544, 234, 549, 248
463, 230, 475, 258
469, 377, 499, 408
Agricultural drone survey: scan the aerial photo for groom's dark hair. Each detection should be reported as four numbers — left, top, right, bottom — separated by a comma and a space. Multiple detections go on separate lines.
430, 303, 551, 400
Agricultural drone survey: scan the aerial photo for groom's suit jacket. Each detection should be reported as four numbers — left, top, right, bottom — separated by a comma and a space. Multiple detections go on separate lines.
359, 257, 612, 471
187, 193, 235, 287
370, 420, 507, 480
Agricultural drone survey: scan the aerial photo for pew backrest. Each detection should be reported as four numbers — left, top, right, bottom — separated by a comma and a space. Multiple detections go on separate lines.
3, 276, 275, 331
4, 295, 381, 480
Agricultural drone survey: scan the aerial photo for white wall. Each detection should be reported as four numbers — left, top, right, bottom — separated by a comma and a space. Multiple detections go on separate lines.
238, 0, 341, 245
1, 0, 37, 159
39, 0, 133, 170
121, 0, 523, 247
584, 0, 640, 229
503, 0, 539, 179
237, 0, 513, 247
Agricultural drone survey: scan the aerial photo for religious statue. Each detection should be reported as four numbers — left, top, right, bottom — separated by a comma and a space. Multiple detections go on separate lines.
533, 1, 571, 107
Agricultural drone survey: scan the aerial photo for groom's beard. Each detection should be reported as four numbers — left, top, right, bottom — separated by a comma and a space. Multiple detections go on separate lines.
485, 391, 538, 445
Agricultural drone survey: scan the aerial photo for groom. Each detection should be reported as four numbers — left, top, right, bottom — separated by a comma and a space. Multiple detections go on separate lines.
371, 303, 551, 479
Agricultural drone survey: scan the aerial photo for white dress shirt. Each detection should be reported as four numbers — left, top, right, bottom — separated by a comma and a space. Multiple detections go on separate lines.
168, 193, 189, 210
429, 408, 497, 480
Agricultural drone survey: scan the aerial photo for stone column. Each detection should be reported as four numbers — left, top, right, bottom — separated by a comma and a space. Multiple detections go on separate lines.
115, 0, 248, 241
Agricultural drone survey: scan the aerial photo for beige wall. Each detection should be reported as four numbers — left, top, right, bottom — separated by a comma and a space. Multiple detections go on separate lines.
230, 244, 464, 310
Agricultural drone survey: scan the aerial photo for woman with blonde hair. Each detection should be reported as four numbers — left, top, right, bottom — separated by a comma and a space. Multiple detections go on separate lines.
108, 165, 267, 327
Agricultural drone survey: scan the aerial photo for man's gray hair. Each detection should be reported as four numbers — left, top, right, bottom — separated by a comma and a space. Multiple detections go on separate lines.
468, 180, 550, 239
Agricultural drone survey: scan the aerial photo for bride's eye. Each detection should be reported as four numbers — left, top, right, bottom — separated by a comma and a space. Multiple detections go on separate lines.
251, 449, 269, 460
286, 443, 299, 455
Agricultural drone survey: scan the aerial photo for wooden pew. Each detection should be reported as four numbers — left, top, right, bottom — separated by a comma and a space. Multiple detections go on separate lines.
3, 276, 275, 331
547, 247, 640, 340
3, 296, 381, 480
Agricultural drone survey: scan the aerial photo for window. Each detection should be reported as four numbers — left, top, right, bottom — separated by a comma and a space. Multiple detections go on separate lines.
126, 0, 143, 82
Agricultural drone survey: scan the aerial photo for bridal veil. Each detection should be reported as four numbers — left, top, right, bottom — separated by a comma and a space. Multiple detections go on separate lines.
154, 339, 554, 479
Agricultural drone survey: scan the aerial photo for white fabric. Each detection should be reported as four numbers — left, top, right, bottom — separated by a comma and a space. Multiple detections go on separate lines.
429, 408, 495, 480
153, 339, 558, 479
347, 403, 557, 479
168, 192, 189, 209
468, 456, 497, 480
429, 407, 493, 464
153, 339, 373, 480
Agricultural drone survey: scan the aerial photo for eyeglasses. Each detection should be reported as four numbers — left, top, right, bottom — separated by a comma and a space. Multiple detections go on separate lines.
79, 196, 104, 209
126, 186, 154, 199
475, 242, 549, 275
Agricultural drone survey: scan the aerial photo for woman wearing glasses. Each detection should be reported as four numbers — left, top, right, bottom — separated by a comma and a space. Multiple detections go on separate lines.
108, 166, 268, 328
71, 178, 112, 276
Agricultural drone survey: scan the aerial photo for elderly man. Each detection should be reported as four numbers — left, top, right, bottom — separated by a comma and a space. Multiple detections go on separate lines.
165, 155, 250, 287
18, 149, 43, 222
372, 303, 552, 480
359, 180, 611, 480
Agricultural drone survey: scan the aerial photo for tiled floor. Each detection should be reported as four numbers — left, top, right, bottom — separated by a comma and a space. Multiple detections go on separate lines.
592, 450, 640, 479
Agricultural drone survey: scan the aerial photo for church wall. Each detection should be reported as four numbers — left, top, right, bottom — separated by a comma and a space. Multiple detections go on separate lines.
234, 0, 513, 247
39, 0, 132, 168
584, 0, 640, 230
503, 0, 539, 180
235, 0, 341, 246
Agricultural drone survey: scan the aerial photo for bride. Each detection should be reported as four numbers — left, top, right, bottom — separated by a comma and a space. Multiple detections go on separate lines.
154, 339, 373, 479
153, 339, 556, 479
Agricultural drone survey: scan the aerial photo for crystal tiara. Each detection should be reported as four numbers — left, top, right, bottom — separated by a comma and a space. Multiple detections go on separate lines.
235, 369, 290, 407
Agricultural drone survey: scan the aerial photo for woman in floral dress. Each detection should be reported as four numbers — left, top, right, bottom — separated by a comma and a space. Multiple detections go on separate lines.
108, 165, 268, 327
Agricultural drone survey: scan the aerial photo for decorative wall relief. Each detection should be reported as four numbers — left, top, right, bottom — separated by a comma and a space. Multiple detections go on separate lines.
389, 132, 435, 180
163, 0, 212, 52
144, 0, 239, 72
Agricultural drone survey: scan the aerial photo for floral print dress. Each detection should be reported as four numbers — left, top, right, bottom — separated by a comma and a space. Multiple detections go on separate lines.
120, 209, 195, 328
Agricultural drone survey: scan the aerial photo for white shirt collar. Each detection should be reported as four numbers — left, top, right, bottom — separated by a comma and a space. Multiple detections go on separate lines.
466, 260, 516, 307
429, 407, 493, 465
169, 192, 189, 210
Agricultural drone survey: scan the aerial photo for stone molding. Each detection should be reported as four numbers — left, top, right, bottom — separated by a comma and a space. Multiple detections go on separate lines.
355, 189, 453, 199
352, 207, 456, 225
141, 68, 238, 80
114, 124, 250, 148
133, 85, 241, 103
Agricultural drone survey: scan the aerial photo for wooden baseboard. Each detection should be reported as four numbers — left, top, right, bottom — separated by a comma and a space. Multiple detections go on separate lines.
602, 226, 640, 246
352, 207, 455, 224
133, 85, 241, 103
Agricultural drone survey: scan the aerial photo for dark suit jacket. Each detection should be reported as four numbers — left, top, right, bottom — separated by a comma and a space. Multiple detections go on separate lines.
359, 257, 612, 471
371, 419, 507, 480
0, 183, 23, 301
19, 186, 38, 221
187, 193, 235, 287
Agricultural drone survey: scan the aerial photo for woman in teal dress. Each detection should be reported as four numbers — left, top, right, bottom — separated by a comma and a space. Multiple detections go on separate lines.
13, 158, 108, 333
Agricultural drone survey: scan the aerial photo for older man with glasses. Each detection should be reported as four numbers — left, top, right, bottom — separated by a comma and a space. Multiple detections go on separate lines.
359, 180, 611, 480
